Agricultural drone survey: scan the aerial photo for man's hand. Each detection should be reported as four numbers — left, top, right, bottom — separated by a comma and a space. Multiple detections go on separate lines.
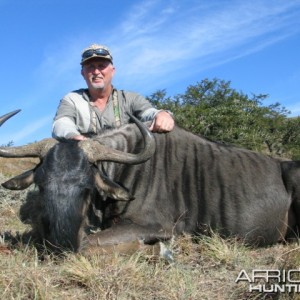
72, 135, 88, 141
149, 111, 175, 133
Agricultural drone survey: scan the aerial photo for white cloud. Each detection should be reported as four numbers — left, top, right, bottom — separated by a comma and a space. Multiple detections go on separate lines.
105, 0, 300, 93
28, 0, 300, 95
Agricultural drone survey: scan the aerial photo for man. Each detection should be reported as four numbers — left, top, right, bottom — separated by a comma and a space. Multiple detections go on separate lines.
52, 44, 174, 141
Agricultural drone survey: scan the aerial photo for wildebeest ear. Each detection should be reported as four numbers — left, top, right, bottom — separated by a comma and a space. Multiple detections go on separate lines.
94, 170, 133, 201
2, 169, 35, 190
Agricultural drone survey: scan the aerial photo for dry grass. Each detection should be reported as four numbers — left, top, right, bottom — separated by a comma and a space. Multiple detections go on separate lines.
2, 232, 300, 300
1, 160, 300, 299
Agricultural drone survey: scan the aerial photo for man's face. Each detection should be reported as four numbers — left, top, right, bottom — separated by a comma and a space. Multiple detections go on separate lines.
81, 58, 115, 91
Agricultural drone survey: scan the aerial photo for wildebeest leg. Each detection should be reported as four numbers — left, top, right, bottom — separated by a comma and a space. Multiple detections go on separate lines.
81, 239, 164, 257
277, 211, 291, 242
80, 223, 172, 256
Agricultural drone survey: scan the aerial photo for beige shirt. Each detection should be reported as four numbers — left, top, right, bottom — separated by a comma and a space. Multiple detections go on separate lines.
52, 88, 160, 140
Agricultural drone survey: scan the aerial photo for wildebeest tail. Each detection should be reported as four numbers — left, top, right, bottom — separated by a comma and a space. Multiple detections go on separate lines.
281, 160, 300, 235
281, 161, 300, 199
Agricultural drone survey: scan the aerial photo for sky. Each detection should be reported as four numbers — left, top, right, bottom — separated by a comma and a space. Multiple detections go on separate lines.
0, 0, 300, 146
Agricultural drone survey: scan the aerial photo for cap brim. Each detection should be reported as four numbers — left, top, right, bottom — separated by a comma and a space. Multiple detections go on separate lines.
81, 55, 112, 65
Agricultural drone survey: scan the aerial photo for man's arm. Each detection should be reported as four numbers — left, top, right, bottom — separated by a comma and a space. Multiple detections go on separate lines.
52, 98, 84, 140
128, 92, 175, 132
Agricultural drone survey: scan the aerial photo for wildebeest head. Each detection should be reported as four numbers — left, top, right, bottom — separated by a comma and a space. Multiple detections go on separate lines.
0, 114, 155, 252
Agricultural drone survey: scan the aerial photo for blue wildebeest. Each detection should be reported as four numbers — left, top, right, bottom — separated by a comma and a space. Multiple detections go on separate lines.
0, 113, 300, 254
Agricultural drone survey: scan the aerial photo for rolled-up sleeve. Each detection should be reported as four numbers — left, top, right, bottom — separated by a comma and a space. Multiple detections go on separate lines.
52, 90, 92, 140
52, 98, 81, 140
128, 93, 160, 121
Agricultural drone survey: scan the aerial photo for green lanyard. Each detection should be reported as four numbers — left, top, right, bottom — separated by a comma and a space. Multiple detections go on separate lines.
112, 89, 121, 128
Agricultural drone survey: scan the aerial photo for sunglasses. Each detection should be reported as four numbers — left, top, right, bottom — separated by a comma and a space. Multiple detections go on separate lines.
82, 48, 111, 59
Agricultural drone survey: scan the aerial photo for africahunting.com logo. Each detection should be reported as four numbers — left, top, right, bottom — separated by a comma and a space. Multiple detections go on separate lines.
235, 269, 300, 293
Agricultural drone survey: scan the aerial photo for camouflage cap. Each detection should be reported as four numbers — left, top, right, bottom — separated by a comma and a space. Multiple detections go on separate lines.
80, 44, 113, 65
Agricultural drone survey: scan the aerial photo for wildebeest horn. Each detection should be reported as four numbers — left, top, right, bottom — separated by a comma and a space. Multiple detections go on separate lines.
0, 109, 21, 126
0, 109, 57, 161
79, 113, 155, 164
0, 138, 58, 158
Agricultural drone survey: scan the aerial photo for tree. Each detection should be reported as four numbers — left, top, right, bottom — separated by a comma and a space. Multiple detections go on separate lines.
147, 78, 299, 159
